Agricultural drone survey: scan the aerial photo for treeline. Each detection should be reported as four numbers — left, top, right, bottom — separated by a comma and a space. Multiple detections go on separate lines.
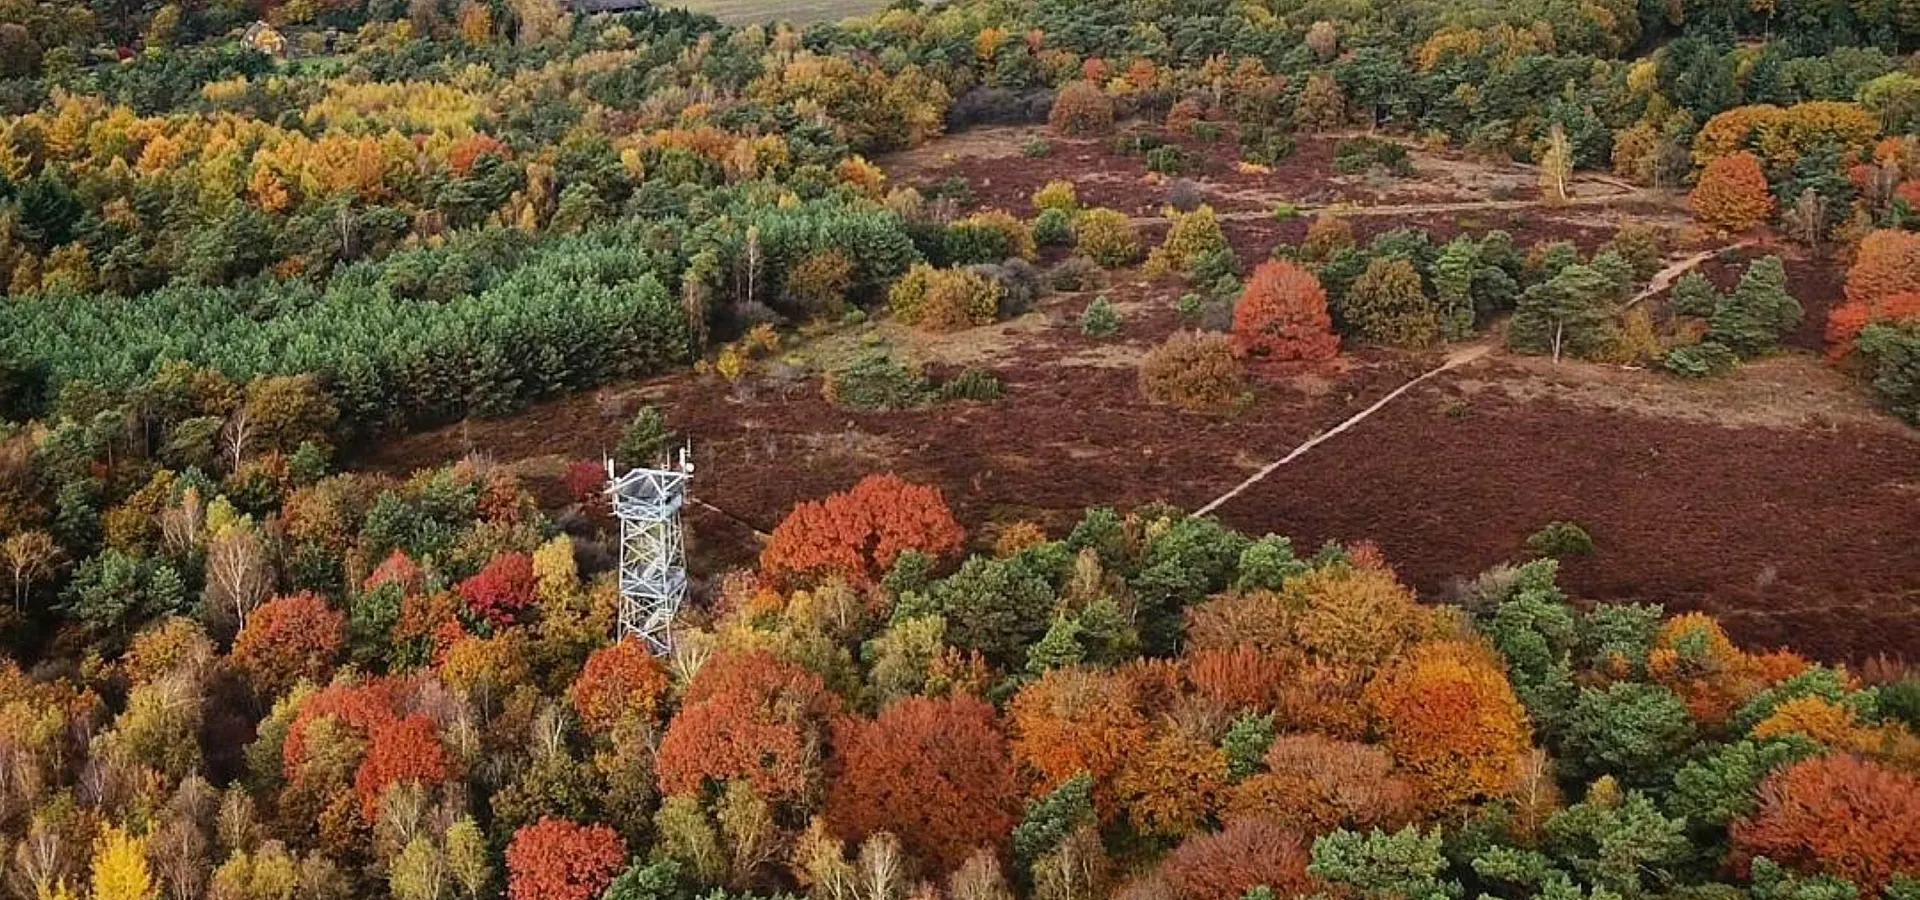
3, 459, 1920, 900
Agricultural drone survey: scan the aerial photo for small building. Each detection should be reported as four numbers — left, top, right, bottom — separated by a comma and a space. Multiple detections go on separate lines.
241, 21, 286, 56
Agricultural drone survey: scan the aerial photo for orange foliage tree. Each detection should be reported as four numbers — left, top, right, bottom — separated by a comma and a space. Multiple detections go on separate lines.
1833, 229, 1920, 358
1185, 644, 1293, 712
760, 474, 964, 585
231, 592, 345, 696
1689, 152, 1775, 231
1228, 734, 1415, 833
1363, 641, 1532, 810
1157, 817, 1321, 900
1732, 754, 1920, 893
505, 817, 627, 900
568, 639, 672, 735
353, 713, 449, 820
824, 695, 1022, 873
656, 650, 841, 805
1231, 260, 1340, 361
1113, 729, 1229, 838
1827, 292, 1920, 361
1007, 667, 1150, 816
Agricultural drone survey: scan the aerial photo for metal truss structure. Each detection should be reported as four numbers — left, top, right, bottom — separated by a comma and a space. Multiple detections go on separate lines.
605, 448, 692, 655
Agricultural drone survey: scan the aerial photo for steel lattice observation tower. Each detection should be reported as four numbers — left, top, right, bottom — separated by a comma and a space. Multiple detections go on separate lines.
604, 447, 692, 656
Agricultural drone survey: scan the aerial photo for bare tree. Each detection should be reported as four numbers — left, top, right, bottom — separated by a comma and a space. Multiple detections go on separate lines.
2, 530, 61, 611
221, 406, 253, 473
204, 523, 271, 631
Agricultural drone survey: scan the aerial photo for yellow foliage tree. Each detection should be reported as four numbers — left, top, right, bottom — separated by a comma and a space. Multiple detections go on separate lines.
90, 825, 156, 900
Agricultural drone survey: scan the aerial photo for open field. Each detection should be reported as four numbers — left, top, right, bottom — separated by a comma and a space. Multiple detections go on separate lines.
357, 124, 1920, 662
662, 0, 886, 24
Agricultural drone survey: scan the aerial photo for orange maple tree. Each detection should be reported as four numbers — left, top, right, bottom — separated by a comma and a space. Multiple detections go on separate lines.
364, 549, 426, 595
655, 650, 841, 804
568, 639, 672, 735
1007, 667, 1150, 816
1689, 151, 1775, 231
1157, 817, 1322, 900
760, 474, 964, 585
505, 817, 627, 900
231, 592, 345, 696
1232, 260, 1340, 361
824, 695, 1022, 873
1363, 640, 1531, 809
353, 713, 449, 820
1732, 754, 1920, 893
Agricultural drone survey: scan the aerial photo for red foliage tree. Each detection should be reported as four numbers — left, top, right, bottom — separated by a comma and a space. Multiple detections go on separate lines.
353, 713, 449, 820
1825, 294, 1920, 360
564, 460, 609, 516
656, 650, 841, 804
457, 552, 535, 627
1689, 151, 1775, 231
1231, 260, 1339, 360
760, 474, 965, 585
1157, 817, 1321, 900
231, 592, 345, 696
448, 133, 510, 176
364, 549, 425, 595
825, 695, 1022, 873
284, 678, 402, 775
568, 638, 672, 735
505, 817, 627, 900
1732, 754, 1920, 893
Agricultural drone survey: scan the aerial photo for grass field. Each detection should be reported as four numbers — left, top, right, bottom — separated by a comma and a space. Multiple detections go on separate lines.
663, 0, 888, 24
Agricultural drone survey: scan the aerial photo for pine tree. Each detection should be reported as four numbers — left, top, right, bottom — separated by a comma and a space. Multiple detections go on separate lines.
1509, 263, 1623, 362
1708, 256, 1802, 355
1432, 237, 1480, 339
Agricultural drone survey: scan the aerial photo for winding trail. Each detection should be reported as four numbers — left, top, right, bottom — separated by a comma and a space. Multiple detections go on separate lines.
1195, 342, 1493, 517
1624, 241, 1759, 308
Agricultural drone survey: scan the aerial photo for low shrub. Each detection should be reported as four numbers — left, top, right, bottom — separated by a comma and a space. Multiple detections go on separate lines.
1081, 297, 1121, 337
1166, 97, 1206, 136
1023, 139, 1052, 158
1146, 145, 1194, 175
971, 258, 1046, 318
1167, 179, 1206, 212
945, 210, 1035, 265
1073, 209, 1143, 268
1112, 132, 1164, 156
1139, 332, 1246, 412
1146, 205, 1230, 277
1050, 81, 1115, 136
1662, 341, 1740, 378
1033, 180, 1079, 212
1178, 293, 1204, 319
1240, 127, 1296, 166
1526, 521, 1595, 557
1033, 208, 1073, 247
824, 352, 932, 411
938, 368, 1004, 402
1048, 256, 1102, 291
1332, 137, 1412, 176
889, 264, 1005, 331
